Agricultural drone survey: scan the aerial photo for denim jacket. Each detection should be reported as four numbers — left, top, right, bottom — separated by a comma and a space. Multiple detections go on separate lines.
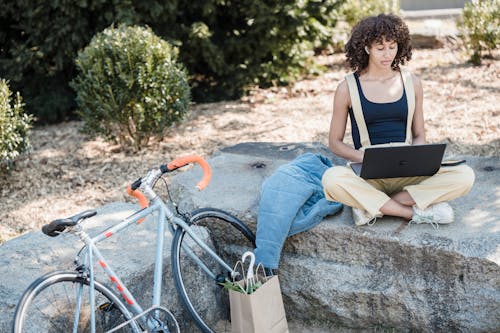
253, 153, 343, 269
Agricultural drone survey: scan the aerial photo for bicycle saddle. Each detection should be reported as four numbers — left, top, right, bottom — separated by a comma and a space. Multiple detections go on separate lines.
42, 210, 97, 237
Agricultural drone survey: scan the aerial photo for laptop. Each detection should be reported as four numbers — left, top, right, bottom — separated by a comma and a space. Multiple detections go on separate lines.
350, 144, 446, 179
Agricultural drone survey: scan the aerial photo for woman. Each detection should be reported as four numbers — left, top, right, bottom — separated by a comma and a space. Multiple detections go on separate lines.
322, 14, 475, 227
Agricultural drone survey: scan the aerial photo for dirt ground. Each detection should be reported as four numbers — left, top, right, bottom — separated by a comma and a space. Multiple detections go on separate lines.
0, 46, 498, 244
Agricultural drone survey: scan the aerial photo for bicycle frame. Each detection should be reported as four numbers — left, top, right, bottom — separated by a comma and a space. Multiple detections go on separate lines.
72, 188, 236, 332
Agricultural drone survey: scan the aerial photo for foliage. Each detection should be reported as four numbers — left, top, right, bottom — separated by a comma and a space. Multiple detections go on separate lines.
0, 79, 34, 172
0, 0, 344, 123
340, 0, 399, 27
168, 1, 344, 101
219, 278, 263, 294
0, 0, 178, 123
331, 0, 400, 50
458, 0, 499, 65
71, 25, 190, 150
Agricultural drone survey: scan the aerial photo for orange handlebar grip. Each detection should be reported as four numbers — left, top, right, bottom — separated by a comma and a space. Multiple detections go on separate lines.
126, 186, 148, 223
167, 155, 212, 191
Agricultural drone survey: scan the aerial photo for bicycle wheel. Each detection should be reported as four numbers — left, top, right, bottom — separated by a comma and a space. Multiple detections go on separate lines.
13, 271, 141, 333
171, 208, 256, 333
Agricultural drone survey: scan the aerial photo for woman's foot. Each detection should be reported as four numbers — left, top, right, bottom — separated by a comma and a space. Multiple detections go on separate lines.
410, 202, 454, 229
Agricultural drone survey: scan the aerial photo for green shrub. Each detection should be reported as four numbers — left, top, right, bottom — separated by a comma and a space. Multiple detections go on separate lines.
1, 1, 345, 122
458, 0, 499, 65
0, 0, 176, 124
0, 79, 34, 172
340, 0, 399, 27
71, 25, 190, 150
170, 1, 344, 100
331, 0, 399, 50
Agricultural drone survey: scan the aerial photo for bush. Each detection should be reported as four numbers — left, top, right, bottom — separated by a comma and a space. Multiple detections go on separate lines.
340, 0, 399, 27
0, 0, 177, 123
458, 0, 499, 65
71, 25, 190, 150
1, 1, 345, 122
170, 1, 344, 101
331, 0, 399, 50
0, 79, 34, 172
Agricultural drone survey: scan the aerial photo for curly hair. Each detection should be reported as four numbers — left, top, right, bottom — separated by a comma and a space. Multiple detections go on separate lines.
345, 14, 412, 72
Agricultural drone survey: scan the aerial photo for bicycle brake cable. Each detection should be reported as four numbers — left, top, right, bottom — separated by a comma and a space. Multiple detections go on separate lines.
160, 176, 191, 221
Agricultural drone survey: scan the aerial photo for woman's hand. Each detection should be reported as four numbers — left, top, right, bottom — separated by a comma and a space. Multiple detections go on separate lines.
355, 149, 364, 163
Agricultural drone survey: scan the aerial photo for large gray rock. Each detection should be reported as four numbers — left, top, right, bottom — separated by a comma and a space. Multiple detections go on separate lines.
171, 142, 500, 332
1, 142, 498, 332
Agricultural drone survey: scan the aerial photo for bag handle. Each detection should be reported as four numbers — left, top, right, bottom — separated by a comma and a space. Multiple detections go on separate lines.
254, 262, 268, 283
229, 260, 247, 293
242, 251, 256, 293
232, 260, 244, 281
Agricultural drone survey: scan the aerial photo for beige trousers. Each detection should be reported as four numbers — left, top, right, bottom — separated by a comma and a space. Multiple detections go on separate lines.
322, 164, 475, 219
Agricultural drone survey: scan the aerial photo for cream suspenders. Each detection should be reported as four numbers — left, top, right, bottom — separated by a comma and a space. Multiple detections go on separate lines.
345, 69, 415, 148
401, 69, 415, 144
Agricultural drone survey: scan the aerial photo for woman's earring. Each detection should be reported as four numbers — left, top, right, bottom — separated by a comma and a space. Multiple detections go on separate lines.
365, 46, 370, 54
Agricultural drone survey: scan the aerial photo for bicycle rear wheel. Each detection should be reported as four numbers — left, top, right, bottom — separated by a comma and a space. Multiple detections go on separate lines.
13, 271, 140, 333
171, 208, 256, 333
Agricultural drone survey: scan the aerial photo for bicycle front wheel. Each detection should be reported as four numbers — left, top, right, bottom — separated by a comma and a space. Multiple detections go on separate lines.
171, 208, 256, 333
13, 271, 140, 333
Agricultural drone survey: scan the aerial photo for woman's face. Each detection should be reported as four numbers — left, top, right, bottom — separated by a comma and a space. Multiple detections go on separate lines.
367, 38, 398, 68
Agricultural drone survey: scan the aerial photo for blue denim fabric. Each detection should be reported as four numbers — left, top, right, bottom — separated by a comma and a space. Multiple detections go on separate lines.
253, 153, 343, 269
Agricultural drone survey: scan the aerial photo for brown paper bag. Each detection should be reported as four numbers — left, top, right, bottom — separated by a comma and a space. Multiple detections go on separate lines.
229, 275, 289, 333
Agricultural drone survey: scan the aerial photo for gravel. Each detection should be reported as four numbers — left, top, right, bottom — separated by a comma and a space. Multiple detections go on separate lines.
0, 46, 498, 244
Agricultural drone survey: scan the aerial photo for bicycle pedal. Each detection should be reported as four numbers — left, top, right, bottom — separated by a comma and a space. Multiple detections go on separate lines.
98, 302, 115, 312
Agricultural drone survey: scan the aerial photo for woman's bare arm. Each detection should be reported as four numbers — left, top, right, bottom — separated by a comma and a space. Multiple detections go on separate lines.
411, 73, 426, 145
329, 80, 364, 162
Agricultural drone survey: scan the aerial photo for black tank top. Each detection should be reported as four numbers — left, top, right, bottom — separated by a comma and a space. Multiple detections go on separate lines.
349, 72, 408, 149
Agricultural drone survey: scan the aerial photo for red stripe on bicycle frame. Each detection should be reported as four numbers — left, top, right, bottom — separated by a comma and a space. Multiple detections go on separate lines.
98, 260, 106, 268
123, 295, 134, 305
104, 231, 113, 238
108, 275, 134, 305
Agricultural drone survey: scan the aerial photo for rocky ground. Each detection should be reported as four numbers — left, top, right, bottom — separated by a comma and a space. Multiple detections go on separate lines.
0, 45, 498, 244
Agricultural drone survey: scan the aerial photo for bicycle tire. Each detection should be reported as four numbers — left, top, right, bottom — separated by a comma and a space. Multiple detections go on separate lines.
171, 208, 256, 333
13, 271, 141, 333
146, 306, 180, 333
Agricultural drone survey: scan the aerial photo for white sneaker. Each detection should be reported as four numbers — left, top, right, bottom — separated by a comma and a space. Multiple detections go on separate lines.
410, 202, 454, 229
352, 207, 377, 226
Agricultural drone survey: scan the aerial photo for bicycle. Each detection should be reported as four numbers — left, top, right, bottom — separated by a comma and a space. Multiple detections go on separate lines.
12, 155, 256, 333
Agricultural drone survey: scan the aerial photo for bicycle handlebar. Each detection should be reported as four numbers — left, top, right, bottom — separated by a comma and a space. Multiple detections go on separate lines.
126, 186, 148, 223
166, 155, 212, 191
126, 155, 212, 212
